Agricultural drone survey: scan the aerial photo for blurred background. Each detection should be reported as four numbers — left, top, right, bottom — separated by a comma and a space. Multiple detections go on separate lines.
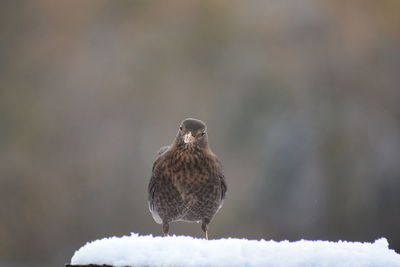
1, 0, 400, 266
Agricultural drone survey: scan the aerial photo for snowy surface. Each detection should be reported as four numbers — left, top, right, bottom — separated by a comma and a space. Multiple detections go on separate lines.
70, 233, 400, 267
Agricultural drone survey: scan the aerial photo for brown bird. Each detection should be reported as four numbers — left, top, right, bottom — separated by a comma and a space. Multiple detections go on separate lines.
148, 118, 227, 239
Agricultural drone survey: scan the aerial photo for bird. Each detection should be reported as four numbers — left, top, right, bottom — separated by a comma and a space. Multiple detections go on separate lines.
148, 118, 227, 239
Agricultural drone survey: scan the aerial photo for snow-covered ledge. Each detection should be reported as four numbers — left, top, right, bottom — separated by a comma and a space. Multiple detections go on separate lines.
67, 233, 400, 267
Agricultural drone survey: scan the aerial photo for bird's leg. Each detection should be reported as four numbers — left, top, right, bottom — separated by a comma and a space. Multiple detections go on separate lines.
201, 219, 210, 240
163, 222, 169, 237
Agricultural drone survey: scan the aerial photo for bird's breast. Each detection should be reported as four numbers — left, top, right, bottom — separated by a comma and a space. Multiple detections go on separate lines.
160, 150, 213, 184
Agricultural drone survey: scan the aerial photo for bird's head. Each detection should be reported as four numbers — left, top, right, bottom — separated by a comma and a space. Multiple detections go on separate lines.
176, 118, 208, 148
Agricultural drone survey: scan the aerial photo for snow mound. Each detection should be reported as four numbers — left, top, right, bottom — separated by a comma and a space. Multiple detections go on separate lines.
70, 233, 400, 267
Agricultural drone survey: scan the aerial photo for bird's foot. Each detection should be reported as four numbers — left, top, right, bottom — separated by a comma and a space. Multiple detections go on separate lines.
163, 222, 170, 237
201, 220, 209, 240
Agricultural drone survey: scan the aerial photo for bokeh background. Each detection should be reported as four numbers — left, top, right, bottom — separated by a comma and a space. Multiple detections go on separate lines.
1, 0, 400, 266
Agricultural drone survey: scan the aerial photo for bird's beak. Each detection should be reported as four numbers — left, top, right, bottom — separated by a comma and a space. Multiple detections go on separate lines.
184, 132, 196, 143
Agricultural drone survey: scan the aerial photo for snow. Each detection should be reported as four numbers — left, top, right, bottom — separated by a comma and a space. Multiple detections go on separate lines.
70, 233, 400, 267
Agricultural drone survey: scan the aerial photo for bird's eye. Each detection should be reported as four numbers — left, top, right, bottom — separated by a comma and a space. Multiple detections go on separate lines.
179, 127, 183, 131
200, 132, 205, 136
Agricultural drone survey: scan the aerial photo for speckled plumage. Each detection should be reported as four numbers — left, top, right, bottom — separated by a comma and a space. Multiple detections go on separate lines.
148, 118, 226, 239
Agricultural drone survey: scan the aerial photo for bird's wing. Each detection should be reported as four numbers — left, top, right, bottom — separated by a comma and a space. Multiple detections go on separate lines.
148, 172, 158, 212
148, 146, 169, 211
148, 156, 163, 212
157, 145, 170, 156
211, 155, 227, 201
148, 155, 187, 222
219, 173, 227, 201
